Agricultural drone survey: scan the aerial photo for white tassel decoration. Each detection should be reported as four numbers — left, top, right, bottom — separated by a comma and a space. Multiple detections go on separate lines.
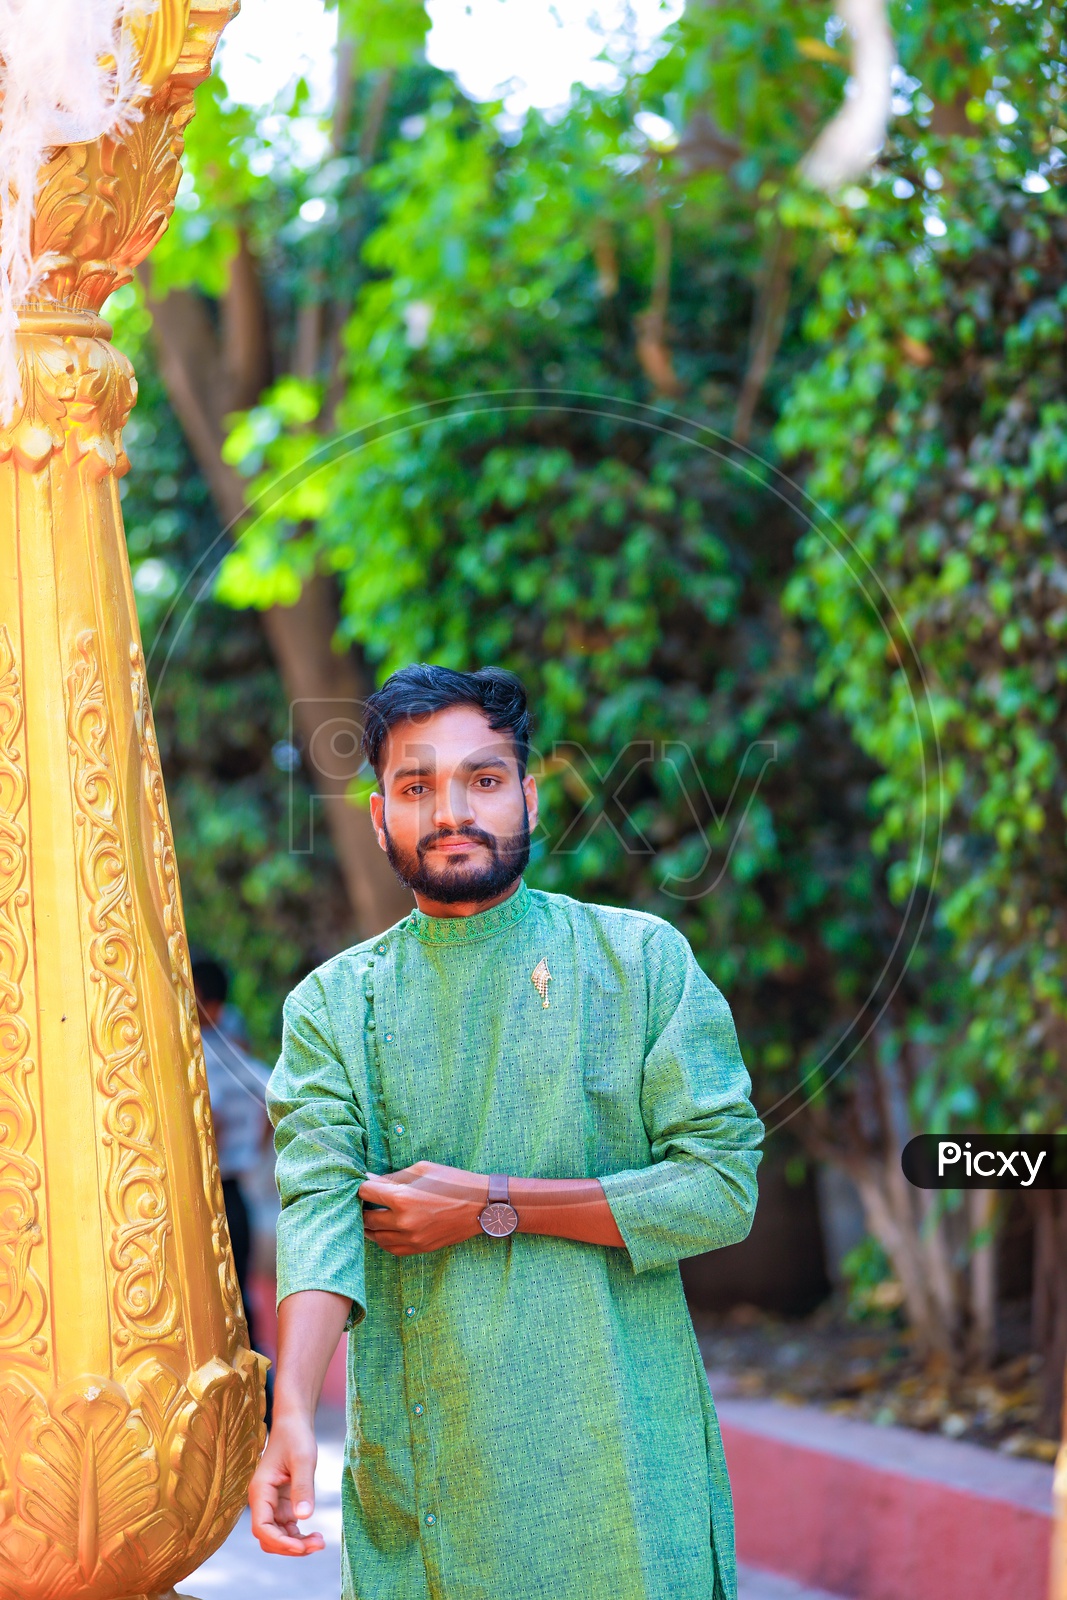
0, 0, 153, 424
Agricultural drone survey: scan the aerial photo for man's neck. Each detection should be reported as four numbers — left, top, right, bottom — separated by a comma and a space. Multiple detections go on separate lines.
411, 877, 522, 920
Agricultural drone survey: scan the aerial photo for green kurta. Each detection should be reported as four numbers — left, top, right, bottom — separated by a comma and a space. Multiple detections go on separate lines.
269, 882, 763, 1600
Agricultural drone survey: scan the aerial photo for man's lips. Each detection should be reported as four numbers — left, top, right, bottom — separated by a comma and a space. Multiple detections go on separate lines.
427, 838, 482, 853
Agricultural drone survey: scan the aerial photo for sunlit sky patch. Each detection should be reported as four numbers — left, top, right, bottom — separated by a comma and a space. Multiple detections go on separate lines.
217, 0, 684, 117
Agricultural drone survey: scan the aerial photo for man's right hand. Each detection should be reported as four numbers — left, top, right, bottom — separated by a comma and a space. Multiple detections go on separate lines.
247, 1289, 350, 1556
249, 1410, 325, 1556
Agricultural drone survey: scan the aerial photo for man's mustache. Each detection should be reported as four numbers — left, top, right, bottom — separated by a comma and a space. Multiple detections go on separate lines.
417, 826, 499, 857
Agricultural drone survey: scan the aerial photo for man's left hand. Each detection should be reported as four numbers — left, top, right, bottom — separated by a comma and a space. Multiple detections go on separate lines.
360, 1161, 485, 1255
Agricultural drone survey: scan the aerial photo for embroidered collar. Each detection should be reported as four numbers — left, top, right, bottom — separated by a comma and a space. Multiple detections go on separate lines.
408, 880, 532, 945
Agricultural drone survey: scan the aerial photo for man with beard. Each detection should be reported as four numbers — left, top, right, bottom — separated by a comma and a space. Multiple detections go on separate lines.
250, 663, 763, 1600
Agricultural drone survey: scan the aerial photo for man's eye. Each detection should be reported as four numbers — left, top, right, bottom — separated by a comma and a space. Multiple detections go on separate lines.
406, 784, 428, 796
476, 777, 498, 788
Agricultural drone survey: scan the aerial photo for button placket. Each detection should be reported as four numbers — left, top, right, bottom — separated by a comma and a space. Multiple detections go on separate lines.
380, 939, 446, 1589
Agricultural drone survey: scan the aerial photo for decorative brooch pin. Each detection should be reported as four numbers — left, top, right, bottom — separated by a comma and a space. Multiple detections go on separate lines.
531, 957, 552, 1009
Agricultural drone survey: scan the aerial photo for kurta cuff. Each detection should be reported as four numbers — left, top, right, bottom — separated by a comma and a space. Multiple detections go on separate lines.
276, 1191, 367, 1328
601, 1151, 760, 1275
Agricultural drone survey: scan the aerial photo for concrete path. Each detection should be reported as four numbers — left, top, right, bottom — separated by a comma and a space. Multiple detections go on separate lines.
737, 1569, 845, 1600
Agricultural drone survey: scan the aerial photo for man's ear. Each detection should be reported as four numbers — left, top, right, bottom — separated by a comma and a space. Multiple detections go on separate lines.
369, 791, 387, 851
523, 773, 539, 834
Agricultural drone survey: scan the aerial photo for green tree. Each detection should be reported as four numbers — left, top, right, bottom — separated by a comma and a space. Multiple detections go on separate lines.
777, 1, 1067, 1416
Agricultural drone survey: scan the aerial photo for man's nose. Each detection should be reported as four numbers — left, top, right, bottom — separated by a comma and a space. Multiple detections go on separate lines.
432, 776, 475, 830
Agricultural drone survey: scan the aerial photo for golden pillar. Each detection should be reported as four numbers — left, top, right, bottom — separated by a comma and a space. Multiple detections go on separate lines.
0, 6, 267, 1598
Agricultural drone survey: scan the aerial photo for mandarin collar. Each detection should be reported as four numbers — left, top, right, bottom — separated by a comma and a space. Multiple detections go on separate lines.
408, 880, 532, 945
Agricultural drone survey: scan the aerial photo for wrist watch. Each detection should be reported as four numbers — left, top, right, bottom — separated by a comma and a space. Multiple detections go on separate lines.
478, 1174, 519, 1238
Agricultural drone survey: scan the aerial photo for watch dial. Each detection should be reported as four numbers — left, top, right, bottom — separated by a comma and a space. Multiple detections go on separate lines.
479, 1201, 519, 1238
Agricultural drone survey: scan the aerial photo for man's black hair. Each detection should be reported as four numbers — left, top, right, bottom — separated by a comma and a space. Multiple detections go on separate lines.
361, 664, 531, 780
191, 954, 229, 1006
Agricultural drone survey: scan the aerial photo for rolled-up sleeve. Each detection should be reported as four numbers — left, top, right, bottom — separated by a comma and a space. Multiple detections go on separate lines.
268, 990, 368, 1327
600, 925, 763, 1274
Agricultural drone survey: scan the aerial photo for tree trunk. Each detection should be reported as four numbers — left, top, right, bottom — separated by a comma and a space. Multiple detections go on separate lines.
851, 1159, 954, 1360
1032, 1191, 1067, 1436
827, 1032, 990, 1366
139, 266, 412, 939
967, 1189, 997, 1368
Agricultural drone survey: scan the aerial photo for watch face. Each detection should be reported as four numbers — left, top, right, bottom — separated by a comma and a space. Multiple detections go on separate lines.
479, 1201, 519, 1238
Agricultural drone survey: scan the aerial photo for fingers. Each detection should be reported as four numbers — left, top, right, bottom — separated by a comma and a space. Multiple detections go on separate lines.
358, 1176, 398, 1207
365, 1232, 418, 1256
249, 1427, 320, 1556
250, 1476, 324, 1556
289, 1452, 317, 1523
362, 1221, 413, 1255
362, 1203, 405, 1233
252, 1514, 326, 1556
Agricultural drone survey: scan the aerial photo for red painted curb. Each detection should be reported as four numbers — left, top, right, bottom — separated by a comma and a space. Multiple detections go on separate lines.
717, 1397, 1053, 1600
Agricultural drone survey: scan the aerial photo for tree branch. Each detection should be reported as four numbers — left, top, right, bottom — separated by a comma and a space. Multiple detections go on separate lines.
733, 221, 793, 446
798, 0, 895, 193
139, 259, 412, 937
635, 163, 683, 397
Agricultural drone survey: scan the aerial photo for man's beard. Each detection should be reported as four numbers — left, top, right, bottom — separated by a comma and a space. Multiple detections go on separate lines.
382, 807, 531, 905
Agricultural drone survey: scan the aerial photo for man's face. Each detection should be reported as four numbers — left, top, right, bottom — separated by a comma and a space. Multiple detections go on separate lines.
369, 705, 539, 908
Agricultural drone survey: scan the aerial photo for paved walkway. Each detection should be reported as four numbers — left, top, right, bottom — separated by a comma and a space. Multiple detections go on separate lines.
737, 1571, 844, 1600
180, 1412, 842, 1599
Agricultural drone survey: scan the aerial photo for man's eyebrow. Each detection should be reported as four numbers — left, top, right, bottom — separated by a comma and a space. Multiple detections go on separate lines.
460, 754, 511, 772
391, 753, 512, 781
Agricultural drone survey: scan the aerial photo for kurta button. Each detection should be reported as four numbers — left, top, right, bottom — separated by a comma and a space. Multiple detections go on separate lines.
405, 1306, 416, 1317
394, 1122, 405, 1135
425, 1512, 436, 1526
413, 1402, 424, 1416
385, 1032, 394, 1042
376, 942, 387, 954
367, 1019, 375, 1030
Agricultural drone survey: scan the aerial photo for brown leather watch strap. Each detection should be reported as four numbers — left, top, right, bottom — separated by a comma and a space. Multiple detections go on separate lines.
487, 1173, 509, 1204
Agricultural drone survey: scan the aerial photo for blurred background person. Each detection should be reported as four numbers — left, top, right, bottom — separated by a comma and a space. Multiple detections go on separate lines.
192, 952, 274, 1422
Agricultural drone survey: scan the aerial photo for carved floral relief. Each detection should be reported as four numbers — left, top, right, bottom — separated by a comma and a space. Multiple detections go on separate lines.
0, 626, 47, 1368
131, 644, 247, 1352
68, 632, 181, 1355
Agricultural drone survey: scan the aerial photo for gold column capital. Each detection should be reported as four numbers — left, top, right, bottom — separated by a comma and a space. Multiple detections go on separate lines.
0, 310, 135, 476
31, 1, 238, 313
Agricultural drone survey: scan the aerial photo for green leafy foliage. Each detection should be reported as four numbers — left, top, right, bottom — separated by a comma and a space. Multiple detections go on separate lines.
212, 73, 909, 1121
779, 3, 1067, 1130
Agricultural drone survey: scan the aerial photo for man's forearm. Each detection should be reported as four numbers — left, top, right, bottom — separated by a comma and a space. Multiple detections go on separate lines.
274, 1289, 351, 1420
360, 1162, 626, 1253
510, 1176, 625, 1247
